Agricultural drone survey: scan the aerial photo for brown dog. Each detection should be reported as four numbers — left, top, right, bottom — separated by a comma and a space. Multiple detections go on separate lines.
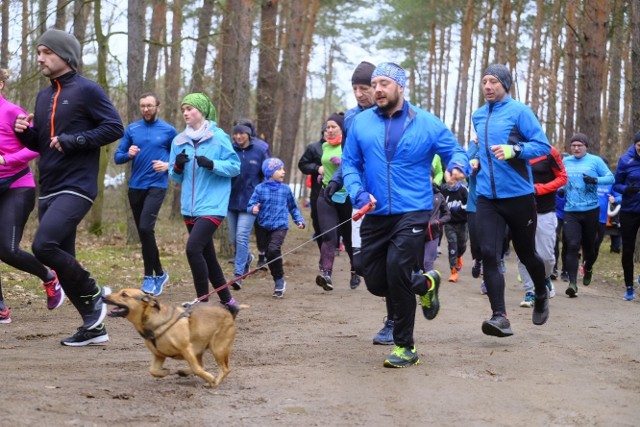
104, 289, 236, 387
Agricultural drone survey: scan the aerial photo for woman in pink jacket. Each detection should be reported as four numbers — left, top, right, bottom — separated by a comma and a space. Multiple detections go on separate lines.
0, 69, 62, 324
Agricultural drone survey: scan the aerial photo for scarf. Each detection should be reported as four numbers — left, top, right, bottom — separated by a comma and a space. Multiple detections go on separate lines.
325, 134, 342, 146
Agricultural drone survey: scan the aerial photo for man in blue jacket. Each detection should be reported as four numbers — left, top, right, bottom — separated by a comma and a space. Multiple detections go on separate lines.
342, 62, 468, 368
471, 64, 551, 337
14, 29, 124, 346
114, 92, 177, 296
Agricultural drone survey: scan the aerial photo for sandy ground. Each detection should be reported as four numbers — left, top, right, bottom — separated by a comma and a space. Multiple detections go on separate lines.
1, 229, 639, 427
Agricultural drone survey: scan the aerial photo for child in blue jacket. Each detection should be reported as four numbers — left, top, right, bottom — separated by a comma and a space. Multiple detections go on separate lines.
248, 158, 305, 298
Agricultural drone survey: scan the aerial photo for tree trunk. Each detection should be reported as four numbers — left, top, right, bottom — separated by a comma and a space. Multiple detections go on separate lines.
218, 0, 254, 132
256, 0, 279, 143
576, 0, 609, 154
545, 1, 564, 147
54, 0, 66, 29
126, 0, 145, 244
167, 0, 183, 219
527, 0, 544, 114
189, 0, 215, 93
563, 0, 578, 152
494, 0, 510, 64
631, 0, 640, 134
144, 0, 166, 92
455, 0, 473, 144
1, 0, 8, 68
72, 0, 91, 75
87, 0, 110, 236
604, 0, 624, 162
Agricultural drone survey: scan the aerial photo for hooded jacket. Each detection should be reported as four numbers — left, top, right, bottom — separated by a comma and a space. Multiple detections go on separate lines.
169, 121, 240, 217
613, 144, 640, 213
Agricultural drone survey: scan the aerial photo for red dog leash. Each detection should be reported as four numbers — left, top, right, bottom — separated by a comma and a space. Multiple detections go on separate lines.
184, 202, 375, 306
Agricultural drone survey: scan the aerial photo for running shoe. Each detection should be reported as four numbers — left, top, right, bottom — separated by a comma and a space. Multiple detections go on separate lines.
244, 253, 255, 275
43, 270, 65, 310
272, 278, 286, 298
153, 271, 169, 296
480, 281, 487, 295
481, 314, 513, 337
565, 282, 578, 298
583, 268, 593, 286
623, 286, 635, 301
315, 272, 333, 291
0, 307, 11, 324
532, 289, 550, 325
456, 256, 463, 271
373, 319, 394, 345
79, 285, 111, 330
471, 260, 482, 278
140, 276, 155, 294
61, 324, 109, 346
520, 291, 535, 308
546, 277, 556, 298
383, 345, 419, 368
419, 270, 441, 320
349, 272, 361, 289
221, 298, 240, 318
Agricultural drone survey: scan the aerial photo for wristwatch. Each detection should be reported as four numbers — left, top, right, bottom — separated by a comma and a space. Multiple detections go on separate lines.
512, 144, 522, 157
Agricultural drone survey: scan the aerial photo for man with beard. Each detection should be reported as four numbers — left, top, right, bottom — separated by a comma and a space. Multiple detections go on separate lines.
115, 92, 177, 296
342, 62, 468, 368
14, 29, 124, 346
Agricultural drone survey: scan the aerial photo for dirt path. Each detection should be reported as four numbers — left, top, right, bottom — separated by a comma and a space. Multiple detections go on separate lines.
1, 230, 639, 426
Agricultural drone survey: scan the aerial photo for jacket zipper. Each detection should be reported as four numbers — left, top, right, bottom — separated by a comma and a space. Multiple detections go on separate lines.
50, 79, 62, 138
484, 103, 497, 198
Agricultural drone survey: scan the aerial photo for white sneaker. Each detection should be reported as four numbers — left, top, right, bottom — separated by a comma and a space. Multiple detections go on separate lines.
546, 278, 556, 298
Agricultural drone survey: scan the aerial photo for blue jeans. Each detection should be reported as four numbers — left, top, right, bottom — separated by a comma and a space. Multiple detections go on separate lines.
227, 210, 256, 276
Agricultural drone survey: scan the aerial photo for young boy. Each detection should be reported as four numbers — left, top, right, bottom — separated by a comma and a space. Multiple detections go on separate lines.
441, 174, 469, 282
247, 158, 305, 298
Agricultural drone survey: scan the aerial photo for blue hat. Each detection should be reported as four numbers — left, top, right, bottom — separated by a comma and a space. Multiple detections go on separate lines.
371, 62, 406, 88
262, 157, 285, 179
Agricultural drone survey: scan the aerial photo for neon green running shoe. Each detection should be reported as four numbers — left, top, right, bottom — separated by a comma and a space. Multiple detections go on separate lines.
419, 270, 441, 320
383, 345, 419, 368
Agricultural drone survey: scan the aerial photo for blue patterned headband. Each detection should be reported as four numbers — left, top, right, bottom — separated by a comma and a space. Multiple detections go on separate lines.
371, 62, 406, 88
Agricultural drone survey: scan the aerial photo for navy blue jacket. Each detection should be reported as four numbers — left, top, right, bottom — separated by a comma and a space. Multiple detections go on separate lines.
17, 71, 124, 200
614, 144, 640, 213
228, 138, 270, 211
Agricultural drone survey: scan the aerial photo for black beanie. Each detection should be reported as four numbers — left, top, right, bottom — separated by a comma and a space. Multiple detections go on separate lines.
351, 61, 376, 86
232, 118, 256, 137
327, 112, 345, 134
634, 130, 640, 143
38, 29, 81, 70
483, 64, 512, 93
571, 133, 589, 147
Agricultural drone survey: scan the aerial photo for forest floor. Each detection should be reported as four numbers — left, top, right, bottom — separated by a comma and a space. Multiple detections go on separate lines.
1, 195, 639, 426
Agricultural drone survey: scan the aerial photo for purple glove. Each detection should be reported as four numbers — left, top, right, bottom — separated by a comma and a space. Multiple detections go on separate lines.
317, 174, 323, 184
330, 156, 341, 166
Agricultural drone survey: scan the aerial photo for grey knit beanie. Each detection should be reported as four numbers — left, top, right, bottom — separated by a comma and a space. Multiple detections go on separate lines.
483, 64, 512, 92
38, 29, 81, 70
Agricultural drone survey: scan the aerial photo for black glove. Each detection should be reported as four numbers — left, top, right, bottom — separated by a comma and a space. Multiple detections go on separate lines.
324, 180, 341, 204
57, 133, 87, 152
556, 188, 565, 198
583, 174, 598, 185
174, 149, 189, 172
624, 184, 640, 196
195, 155, 214, 170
